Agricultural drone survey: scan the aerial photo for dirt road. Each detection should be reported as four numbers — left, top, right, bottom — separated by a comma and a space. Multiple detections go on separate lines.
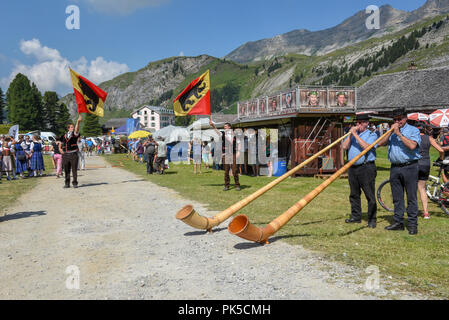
0, 156, 420, 299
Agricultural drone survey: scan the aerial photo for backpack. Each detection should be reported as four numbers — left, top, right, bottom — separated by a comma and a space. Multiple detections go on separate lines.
145, 144, 156, 154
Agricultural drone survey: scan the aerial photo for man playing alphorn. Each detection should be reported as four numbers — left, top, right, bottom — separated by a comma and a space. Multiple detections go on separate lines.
342, 114, 378, 228
377, 108, 421, 235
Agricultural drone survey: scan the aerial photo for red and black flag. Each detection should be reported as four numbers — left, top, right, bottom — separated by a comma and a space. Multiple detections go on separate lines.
70, 68, 108, 117
174, 70, 210, 116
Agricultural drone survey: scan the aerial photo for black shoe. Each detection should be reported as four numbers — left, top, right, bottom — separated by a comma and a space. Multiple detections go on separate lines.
408, 227, 418, 235
368, 221, 377, 228
73, 184, 78, 189
223, 187, 229, 191
345, 218, 361, 224
63, 185, 70, 189
385, 222, 405, 231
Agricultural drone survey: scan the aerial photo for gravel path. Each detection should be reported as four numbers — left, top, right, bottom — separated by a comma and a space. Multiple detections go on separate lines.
0, 156, 421, 299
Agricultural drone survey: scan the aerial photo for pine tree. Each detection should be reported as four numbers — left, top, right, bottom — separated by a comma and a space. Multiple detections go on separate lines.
6, 73, 42, 130
0, 87, 5, 123
30, 83, 43, 128
42, 91, 59, 131
54, 102, 72, 136
82, 113, 102, 137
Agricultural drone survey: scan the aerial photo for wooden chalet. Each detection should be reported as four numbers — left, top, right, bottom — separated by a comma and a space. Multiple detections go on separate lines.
233, 86, 357, 176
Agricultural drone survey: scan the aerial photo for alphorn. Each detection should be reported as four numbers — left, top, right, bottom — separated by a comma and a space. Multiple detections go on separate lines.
228, 128, 394, 244
176, 131, 351, 232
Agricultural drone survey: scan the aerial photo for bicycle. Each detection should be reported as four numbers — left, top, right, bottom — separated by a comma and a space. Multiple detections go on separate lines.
376, 160, 449, 216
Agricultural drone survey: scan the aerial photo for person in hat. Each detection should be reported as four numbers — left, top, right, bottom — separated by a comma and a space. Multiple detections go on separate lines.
416, 121, 444, 219
342, 114, 379, 227
307, 91, 319, 106
209, 118, 241, 191
378, 108, 421, 235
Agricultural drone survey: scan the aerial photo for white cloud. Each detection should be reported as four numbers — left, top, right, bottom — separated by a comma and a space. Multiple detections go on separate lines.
179, 51, 185, 57
83, 0, 171, 15
19, 39, 62, 62
2, 39, 129, 94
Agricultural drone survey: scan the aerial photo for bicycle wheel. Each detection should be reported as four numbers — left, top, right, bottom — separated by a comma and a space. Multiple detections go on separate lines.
377, 179, 395, 213
436, 182, 449, 216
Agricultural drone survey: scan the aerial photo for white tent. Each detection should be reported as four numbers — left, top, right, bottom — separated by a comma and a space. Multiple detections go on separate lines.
168, 127, 190, 143
153, 125, 190, 144
187, 118, 212, 131
190, 129, 221, 142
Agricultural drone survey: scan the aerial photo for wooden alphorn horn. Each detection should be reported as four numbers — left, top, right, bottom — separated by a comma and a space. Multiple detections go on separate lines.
176, 131, 351, 232
228, 128, 394, 244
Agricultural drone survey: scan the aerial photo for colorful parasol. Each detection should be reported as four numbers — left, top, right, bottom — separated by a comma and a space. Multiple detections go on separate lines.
430, 109, 449, 128
128, 130, 152, 139
407, 113, 429, 121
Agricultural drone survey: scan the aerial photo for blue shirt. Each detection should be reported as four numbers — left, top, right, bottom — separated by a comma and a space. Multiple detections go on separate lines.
347, 129, 378, 165
388, 123, 421, 164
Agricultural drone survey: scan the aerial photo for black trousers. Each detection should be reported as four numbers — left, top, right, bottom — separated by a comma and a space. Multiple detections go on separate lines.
390, 162, 419, 227
63, 152, 79, 186
223, 155, 240, 188
348, 162, 377, 222
146, 153, 155, 174
155, 156, 166, 173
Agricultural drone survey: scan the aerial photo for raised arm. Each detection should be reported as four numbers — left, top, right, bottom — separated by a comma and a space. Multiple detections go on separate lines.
209, 117, 221, 136
75, 114, 83, 135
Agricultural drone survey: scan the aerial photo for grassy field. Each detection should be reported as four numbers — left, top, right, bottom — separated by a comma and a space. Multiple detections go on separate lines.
0, 155, 54, 213
105, 148, 449, 298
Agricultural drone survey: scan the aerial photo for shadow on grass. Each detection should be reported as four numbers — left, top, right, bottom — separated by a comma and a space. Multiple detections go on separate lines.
153, 172, 177, 175
184, 227, 228, 237
298, 216, 342, 226
0, 210, 47, 223
201, 184, 252, 190
338, 226, 367, 236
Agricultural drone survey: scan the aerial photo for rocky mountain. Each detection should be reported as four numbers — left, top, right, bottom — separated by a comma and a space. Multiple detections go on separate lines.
225, 0, 449, 63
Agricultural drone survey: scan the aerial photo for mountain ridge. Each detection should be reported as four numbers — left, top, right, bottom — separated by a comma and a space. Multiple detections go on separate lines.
225, 0, 449, 63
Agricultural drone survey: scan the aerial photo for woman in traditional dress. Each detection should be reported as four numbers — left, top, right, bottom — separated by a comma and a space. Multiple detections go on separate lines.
1, 138, 13, 180
15, 135, 28, 178
30, 135, 45, 177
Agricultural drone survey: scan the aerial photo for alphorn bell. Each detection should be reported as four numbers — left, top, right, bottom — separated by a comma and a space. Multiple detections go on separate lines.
176, 132, 351, 232
228, 128, 394, 244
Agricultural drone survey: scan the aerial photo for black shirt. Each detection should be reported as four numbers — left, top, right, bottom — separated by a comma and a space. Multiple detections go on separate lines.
52, 141, 61, 155
60, 133, 79, 153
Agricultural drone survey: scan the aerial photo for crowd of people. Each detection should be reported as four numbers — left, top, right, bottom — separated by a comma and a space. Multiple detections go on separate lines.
0, 134, 46, 180
127, 136, 168, 175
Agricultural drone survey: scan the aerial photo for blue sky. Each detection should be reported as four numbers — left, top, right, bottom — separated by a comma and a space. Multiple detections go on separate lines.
0, 0, 427, 95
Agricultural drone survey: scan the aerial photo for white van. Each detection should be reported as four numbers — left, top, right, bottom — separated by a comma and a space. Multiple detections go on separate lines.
26, 131, 57, 143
